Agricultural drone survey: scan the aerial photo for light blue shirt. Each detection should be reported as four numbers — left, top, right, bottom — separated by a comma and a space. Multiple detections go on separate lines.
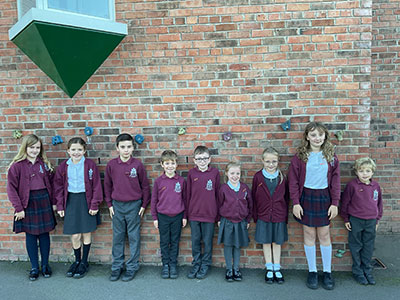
228, 181, 240, 192
304, 152, 328, 189
67, 157, 86, 193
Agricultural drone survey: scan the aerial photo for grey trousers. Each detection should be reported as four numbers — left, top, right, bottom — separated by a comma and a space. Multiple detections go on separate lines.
111, 200, 142, 272
348, 216, 376, 276
190, 221, 215, 266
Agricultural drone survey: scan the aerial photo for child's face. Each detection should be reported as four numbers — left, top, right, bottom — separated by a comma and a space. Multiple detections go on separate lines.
226, 166, 241, 186
306, 128, 326, 151
356, 165, 374, 184
262, 153, 279, 174
26, 141, 41, 162
116, 140, 134, 162
161, 159, 177, 178
67, 143, 86, 163
194, 152, 210, 172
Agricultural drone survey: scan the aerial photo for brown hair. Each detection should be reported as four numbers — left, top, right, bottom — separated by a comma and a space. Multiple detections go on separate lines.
160, 150, 178, 163
224, 161, 241, 183
354, 157, 376, 173
262, 147, 284, 184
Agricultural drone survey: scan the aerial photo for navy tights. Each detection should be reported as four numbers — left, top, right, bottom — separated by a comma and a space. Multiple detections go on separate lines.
26, 232, 50, 270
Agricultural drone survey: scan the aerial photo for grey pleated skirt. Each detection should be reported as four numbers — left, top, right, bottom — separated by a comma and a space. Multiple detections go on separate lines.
254, 219, 288, 245
217, 217, 249, 248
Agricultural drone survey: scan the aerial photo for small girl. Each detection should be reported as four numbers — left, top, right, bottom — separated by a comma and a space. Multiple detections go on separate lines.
7, 134, 56, 281
288, 122, 340, 290
217, 162, 252, 282
54, 137, 103, 279
252, 147, 289, 284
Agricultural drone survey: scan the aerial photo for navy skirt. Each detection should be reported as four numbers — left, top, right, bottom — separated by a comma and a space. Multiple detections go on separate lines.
13, 189, 56, 235
255, 220, 288, 245
217, 217, 249, 248
63, 192, 100, 234
294, 187, 331, 227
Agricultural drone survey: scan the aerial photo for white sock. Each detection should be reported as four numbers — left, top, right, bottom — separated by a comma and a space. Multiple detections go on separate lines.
320, 244, 332, 273
304, 245, 317, 272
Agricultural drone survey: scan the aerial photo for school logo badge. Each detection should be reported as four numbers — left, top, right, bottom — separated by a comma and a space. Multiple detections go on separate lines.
44, 163, 50, 171
175, 182, 181, 193
129, 168, 137, 178
88, 168, 93, 180
206, 179, 213, 191
39, 165, 44, 174
373, 190, 379, 201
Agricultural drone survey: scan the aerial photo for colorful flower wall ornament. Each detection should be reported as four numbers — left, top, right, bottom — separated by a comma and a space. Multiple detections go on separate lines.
13, 129, 23, 139
335, 130, 344, 141
222, 132, 232, 141
280, 119, 291, 131
135, 134, 144, 145
84, 126, 93, 136
52, 135, 63, 145
178, 127, 186, 135
334, 249, 346, 258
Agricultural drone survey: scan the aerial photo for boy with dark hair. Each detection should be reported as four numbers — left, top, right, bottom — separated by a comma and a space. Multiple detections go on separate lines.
104, 133, 150, 281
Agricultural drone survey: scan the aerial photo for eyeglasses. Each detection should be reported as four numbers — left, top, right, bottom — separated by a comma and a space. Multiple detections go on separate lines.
263, 160, 278, 165
194, 157, 210, 162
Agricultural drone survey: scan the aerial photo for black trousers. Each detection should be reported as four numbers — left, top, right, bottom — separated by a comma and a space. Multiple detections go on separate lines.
190, 221, 215, 266
158, 212, 183, 265
348, 216, 376, 276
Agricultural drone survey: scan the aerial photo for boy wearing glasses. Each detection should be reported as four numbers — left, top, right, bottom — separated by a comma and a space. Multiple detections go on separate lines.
186, 146, 220, 279
104, 133, 150, 282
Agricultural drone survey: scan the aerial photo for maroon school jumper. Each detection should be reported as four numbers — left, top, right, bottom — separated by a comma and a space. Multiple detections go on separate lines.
288, 154, 341, 206
151, 174, 187, 220
252, 170, 289, 223
54, 158, 103, 211
104, 156, 150, 209
340, 178, 383, 222
218, 183, 252, 223
186, 166, 220, 223
7, 158, 55, 212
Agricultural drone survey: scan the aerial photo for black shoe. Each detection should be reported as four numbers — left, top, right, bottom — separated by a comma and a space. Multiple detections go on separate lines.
109, 269, 123, 281
66, 261, 80, 277
187, 264, 200, 279
365, 273, 376, 285
196, 265, 209, 279
353, 274, 368, 285
29, 268, 39, 281
225, 269, 233, 282
41, 265, 52, 278
169, 264, 178, 279
73, 262, 88, 279
265, 270, 274, 284
306, 272, 318, 289
233, 269, 242, 281
161, 264, 169, 279
274, 270, 284, 284
122, 269, 138, 282
322, 272, 335, 290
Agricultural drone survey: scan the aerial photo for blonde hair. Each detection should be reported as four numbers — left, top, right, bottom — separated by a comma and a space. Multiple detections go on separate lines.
8, 134, 53, 171
160, 150, 178, 163
224, 161, 241, 183
297, 122, 335, 163
262, 147, 284, 184
354, 157, 376, 173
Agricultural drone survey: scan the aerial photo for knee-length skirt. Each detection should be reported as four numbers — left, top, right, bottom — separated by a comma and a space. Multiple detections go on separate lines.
254, 220, 288, 245
217, 217, 249, 248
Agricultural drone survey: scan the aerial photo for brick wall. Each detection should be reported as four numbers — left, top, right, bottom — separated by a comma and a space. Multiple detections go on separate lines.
0, 0, 398, 271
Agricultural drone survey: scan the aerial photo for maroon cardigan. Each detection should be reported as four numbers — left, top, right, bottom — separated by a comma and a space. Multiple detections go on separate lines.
252, 170, 289, 223
54, 158, 103, 211
7, 158, 54, 213
288, 153, 340, 206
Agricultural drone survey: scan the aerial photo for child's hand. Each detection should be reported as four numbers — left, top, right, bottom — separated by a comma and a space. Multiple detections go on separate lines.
182, 218, 187, 228
138, 207, 145, 218
14, 211, 25, 221
108, 206, 114, 219
376, 223, 379, 231
328, 205, 338, 220
345, 222, 351, 231
89, 209, 98, 216
153, 220, 158, 229
293, 204, 303, 219
246, 222, 250, 229
52, 205, 57, 211
57, 210, 65, 217
217, 221, 220, 227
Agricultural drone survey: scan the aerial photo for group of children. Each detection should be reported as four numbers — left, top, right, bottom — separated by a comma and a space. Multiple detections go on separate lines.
7, 122, 383, 290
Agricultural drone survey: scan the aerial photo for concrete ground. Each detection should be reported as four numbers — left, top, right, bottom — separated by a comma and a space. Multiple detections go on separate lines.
1, 234, 399, 300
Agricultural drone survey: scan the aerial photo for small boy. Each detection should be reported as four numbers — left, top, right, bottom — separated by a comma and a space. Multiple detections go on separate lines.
104, 133, 150, 282
151, 150, 187, 279
186, 146, 220, 279
340, 157, 383, 286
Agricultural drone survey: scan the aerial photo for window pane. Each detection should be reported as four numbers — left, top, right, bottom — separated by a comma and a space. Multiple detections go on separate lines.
48, 0, 110, 19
